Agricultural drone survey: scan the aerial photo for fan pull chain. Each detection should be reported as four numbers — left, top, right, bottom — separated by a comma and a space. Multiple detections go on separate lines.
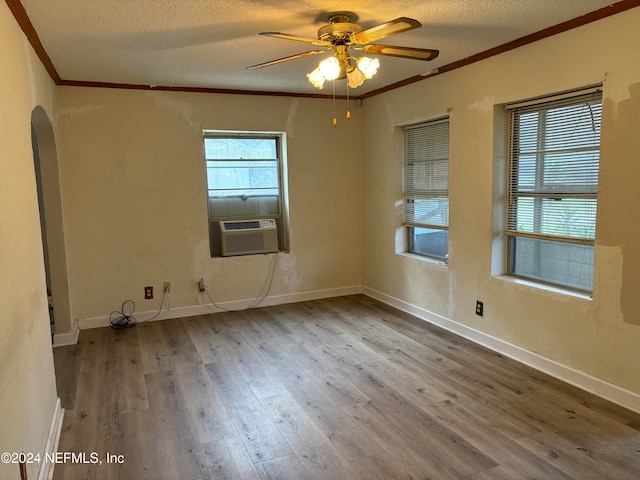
346, 82, 351, 120
332, 80, 337, 126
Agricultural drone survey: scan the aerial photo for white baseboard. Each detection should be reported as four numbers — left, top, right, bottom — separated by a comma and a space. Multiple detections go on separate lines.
362, 286, 640, 414
77, 285, 363, 331
53, 320, 79, 347
38, 398, 64, 480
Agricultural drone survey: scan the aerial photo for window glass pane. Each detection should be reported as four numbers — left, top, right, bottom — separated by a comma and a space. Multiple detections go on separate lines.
409, 227, 448, 260
515, 152, 599, 194
204, 138, 277, 160
516, 112, 539, 154
406, 198, 449, 228
407, 159, 448, 192
509, 236, 593, 292
510, 197, 597, 239
207, 160, 279, 197
543, 103, 601, 151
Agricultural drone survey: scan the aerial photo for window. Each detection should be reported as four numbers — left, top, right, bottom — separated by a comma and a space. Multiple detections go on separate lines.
203, 131, 288, 256
404, 118, 450, 260
506, 87, 602, 292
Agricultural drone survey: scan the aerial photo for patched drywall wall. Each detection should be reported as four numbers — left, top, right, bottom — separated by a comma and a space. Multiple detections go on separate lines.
55, 87, 363, 321
0, 3, 59, 479
598, 82, 640, 326
362, 7, 640, 397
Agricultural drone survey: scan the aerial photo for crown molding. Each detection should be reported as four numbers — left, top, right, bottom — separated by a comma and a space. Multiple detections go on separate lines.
6, 1, 640, 99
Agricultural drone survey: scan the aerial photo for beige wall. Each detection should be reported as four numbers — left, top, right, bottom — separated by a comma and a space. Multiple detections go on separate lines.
362, 8, 640, 398
0, 3, 59, 479
55, 87, 363, 321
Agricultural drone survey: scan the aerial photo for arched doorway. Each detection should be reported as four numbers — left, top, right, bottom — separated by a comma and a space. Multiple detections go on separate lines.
31, 106, 73, 343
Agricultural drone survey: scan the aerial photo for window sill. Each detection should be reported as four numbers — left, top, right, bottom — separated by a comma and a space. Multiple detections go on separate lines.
495, 275, 592, 301
398, 251, 448, 267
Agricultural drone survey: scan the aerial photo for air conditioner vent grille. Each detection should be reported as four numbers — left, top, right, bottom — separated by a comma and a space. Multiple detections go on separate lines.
222, 221, 261, 230
219, 219, 278, 256
226, 233, 265, 254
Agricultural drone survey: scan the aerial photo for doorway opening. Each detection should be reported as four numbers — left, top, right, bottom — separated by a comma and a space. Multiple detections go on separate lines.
31, 106, 72, 343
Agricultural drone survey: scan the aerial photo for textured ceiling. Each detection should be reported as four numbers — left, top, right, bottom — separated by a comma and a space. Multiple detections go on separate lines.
19, 0, 624, 96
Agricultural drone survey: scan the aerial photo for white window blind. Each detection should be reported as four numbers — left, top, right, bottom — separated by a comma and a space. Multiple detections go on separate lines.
507, 88, 602, 244
204, 133, 282, 219
404, 118, 450, 229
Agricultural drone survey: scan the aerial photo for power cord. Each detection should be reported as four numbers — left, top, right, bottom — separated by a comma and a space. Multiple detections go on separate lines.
109, 290, 167, 329
203, 252, 278, 312
110, 252, 276, 328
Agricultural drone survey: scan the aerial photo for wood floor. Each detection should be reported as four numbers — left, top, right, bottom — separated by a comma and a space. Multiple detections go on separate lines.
52, 295, 640, 480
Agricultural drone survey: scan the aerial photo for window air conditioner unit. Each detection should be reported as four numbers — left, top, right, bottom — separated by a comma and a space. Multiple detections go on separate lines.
219, 219, 278, 257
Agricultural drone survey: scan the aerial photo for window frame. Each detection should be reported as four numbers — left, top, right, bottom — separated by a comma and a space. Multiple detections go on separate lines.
203, 130, 289, 257
403, 117, 450, 261
505, 86, 602, 293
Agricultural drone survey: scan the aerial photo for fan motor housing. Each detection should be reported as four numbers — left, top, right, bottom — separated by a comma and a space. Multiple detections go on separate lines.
318, 15, 361, 43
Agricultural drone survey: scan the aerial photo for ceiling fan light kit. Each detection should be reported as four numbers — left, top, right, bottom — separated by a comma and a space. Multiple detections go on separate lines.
357, 56, 380, 79
318, 56, 341, 81
347, 65, 365, 88
249, 14, 439, 123
307, 53, 380, 90
307, 67, 326, 89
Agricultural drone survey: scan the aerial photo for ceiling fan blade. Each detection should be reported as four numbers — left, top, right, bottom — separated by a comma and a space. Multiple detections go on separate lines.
351, 17, 421, 44
259, 32, 331, 47
360, 44, 439, 61
247, 49, 329, 70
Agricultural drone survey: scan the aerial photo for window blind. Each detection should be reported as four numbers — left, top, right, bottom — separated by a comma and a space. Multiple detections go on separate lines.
203, 134, 282, 219
506, 88, 602, 244
404, 117, 450, 229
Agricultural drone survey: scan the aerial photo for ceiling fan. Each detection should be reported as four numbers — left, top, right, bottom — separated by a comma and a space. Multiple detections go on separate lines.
247, 14, 439, 89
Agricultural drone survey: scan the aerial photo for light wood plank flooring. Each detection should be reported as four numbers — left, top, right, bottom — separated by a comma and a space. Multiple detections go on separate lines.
52, 295, 640, 479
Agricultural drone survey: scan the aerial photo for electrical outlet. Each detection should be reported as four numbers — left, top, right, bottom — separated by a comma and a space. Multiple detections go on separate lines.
476, 300, 484, 317
198, 278, 206, 292
163, 282, 171, 293
144, 286, 153, 299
